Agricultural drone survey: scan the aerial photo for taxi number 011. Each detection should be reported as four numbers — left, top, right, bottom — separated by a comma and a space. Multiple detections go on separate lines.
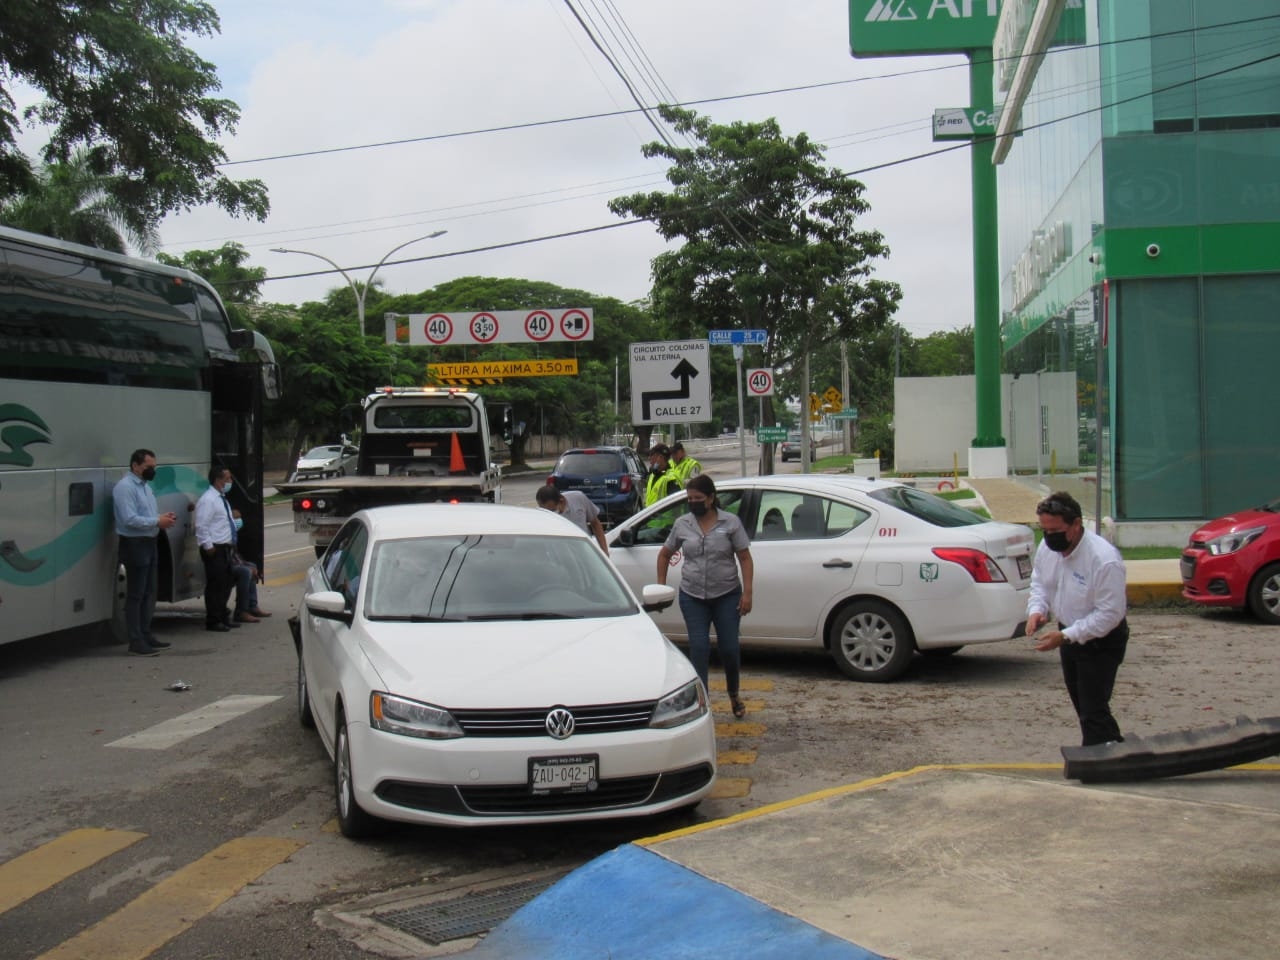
529, 754, 598, 793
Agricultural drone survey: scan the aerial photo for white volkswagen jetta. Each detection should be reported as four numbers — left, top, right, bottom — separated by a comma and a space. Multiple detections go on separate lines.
607, 475, 1035, 682
291, 503, 716, 836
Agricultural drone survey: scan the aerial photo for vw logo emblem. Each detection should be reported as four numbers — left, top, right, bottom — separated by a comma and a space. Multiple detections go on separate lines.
545, 707, 575, 740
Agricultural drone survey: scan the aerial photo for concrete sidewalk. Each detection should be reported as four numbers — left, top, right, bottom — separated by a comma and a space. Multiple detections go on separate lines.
464, 763, 1280, 960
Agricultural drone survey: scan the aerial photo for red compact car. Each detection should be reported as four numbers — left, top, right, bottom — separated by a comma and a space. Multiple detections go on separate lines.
1181, 497, 1280, 624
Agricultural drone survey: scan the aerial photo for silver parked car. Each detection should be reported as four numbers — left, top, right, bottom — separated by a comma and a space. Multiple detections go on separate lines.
290, 442, 359, 482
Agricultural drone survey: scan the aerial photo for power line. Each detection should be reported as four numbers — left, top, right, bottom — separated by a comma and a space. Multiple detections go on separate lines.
213, 11, 1280, 168
233, 44, 1280, 292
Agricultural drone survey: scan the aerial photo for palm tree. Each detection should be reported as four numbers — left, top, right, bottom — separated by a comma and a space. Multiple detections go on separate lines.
0, 148, 159, 254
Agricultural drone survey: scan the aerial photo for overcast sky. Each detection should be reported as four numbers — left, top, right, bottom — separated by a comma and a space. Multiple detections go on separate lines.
158, 0, 976, 335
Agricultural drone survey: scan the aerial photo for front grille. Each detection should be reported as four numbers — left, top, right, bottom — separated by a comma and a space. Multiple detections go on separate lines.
374, 763, 712, 817
451, 701, 657, 737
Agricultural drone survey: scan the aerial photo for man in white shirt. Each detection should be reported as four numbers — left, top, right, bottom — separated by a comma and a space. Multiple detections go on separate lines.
194, 465, 239, 632
1026, 491, 1128, 746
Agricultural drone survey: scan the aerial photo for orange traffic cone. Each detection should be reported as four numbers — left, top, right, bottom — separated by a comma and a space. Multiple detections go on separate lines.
449, 431, 466, 474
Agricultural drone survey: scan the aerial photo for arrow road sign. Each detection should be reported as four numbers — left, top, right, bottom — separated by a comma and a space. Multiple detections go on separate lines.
629, 340, 712, 425
709, 329, 768, 346
642, 358, 699, 420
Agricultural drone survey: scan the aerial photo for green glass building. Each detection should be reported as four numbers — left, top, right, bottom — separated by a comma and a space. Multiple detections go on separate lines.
997, 1, 1280, 530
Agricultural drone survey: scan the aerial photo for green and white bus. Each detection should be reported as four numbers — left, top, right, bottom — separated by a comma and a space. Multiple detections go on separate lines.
0, 225, 280, 646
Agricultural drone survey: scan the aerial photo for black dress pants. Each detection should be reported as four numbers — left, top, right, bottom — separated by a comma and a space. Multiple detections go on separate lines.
1060, 619, 1128, 746
201, 545, 234, 626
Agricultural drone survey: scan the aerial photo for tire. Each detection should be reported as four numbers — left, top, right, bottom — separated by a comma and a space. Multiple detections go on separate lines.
829, 600, 915, 682
297, 651, 315, 729
1247, 562, 1280, 625
336, 467, 345, 477
334, 711, 382, 838
920, 645, 963, 658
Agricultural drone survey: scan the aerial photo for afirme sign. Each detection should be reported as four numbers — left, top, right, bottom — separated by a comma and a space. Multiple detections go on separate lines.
388, 308, 593, 346
849, 0, 1002, 56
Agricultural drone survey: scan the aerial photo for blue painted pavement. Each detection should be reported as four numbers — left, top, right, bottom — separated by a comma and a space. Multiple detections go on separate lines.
463, 843, 881, 959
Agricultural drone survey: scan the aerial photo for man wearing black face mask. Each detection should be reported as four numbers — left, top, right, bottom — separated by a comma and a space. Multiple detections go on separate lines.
1026, 491, 1128, 746
112, 448, 179, 656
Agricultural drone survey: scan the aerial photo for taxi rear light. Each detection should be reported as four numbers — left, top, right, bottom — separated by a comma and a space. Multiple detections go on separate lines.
619, 475, 632, 492
300, 498, 313, 511
932, 547, 1007, 583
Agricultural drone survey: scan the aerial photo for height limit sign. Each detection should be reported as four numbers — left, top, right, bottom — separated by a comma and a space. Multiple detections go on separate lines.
629, 340, 712, 425
746, 368, 774, 396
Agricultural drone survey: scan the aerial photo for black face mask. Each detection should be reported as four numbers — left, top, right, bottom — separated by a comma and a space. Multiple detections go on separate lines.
1044, 529, 1072, 553
688, 501, 709, 517
141, 466, 157, 482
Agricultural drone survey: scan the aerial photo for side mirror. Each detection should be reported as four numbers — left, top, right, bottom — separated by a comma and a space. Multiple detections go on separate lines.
617, 527, 635, 547
641, 583, 676, 613
304, 590, 353, 624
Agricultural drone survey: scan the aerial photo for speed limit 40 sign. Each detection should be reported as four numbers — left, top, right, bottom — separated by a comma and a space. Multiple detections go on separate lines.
746, 368, 774, 397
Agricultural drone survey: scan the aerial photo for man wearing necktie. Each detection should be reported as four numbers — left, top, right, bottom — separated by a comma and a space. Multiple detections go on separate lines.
195, 465, 240, 633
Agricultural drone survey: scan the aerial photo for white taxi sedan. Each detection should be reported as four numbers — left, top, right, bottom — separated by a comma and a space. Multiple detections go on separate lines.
607, 476, 1035, 682
291, 503, 715, 836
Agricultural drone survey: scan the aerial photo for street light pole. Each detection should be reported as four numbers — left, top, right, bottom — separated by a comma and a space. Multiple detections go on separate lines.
273, 230, 447, 332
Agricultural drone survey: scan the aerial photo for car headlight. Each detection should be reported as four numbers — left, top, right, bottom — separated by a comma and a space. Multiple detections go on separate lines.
1205, 525, 1266, 556
649, 679, 708, 729
370, 692, 464, 739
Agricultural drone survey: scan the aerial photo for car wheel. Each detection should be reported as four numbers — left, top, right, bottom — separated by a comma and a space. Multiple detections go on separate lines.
334, 711, 382, 838
920, 645, 963, 658
297, 652, 315, 729
1247, 562, 1280, 624
829, 600, 915, 682
336, 467, 345, 477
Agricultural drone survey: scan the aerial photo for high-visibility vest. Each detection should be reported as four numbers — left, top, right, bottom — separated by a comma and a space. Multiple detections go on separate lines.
671, 455, 701, 483
645, 467, 682, 506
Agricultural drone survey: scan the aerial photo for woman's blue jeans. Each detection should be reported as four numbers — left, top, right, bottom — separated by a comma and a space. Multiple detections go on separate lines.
678, 587, 742, 695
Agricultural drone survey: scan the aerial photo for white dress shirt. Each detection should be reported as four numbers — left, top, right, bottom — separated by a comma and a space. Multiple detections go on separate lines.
1027, 527, 1127, 644
195, 485, 235, 550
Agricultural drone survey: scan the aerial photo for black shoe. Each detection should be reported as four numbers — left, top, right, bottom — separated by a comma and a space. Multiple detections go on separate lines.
223, 619, 241, 629
146, 638, 172, 649
206, 622, 231, 633
128, 645, 160, 657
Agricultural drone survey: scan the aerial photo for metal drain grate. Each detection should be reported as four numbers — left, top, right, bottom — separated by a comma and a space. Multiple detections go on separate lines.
377, 873, 565, 945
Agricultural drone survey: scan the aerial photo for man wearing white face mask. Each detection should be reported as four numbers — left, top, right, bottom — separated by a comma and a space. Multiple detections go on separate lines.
195, 465, 240, 633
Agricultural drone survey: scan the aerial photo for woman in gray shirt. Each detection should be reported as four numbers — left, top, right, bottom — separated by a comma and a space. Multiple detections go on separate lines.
656, 474, 754, 718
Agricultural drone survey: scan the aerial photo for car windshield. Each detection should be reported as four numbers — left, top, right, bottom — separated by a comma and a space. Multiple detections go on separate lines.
556, 452, 624, 475
303, 446, 342, 459
868, 486, 986, 528
364, 533, 637, 622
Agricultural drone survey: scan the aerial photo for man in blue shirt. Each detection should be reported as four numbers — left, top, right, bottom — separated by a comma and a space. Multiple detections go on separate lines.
112, 449, 178, 656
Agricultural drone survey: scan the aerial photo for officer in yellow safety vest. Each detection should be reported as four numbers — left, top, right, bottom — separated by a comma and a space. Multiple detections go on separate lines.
644, 443, 683, 506
669, 441, 701, 484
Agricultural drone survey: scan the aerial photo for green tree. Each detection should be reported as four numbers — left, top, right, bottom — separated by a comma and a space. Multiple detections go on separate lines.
912, 326, 975, 377
609, 106, 900, 468
157, 242, 265, 326
0, 0, 268, 236
251, 295, 421, 474
0, 148, 158, 253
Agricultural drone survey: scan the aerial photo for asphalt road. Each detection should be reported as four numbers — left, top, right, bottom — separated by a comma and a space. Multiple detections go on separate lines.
3, 445, 1275, 959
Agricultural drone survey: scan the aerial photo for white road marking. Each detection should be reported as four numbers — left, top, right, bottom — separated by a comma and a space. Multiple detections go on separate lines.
106, 695, 281, 750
